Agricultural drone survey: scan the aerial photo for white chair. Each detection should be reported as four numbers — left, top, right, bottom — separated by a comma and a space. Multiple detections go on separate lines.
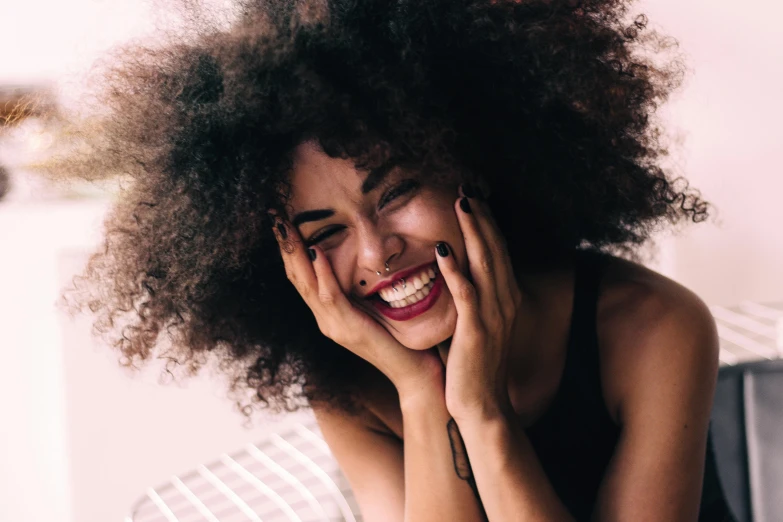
126, 415, 362, 522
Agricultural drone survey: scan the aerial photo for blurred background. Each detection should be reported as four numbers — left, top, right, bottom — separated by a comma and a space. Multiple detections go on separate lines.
0, 1, 781, 521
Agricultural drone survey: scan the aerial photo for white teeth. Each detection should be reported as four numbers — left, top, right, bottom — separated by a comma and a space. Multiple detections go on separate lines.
374, 264, 442, 307
377, 265, 437, 303
385, 279, 434, 308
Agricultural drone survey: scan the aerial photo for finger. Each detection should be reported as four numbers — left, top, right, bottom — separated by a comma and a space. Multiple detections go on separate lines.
454, 195, 502, 320
458, 186, 522, 316
271, 217, 319, 304
308, 245, 350, 309
434, 241, 484, 340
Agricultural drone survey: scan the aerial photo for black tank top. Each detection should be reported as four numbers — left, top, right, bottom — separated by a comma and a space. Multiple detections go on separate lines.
525, 249, 736, 521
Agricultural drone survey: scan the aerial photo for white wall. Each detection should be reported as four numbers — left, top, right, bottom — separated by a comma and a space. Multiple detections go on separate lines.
0, 200, 310, 522
0, 0, 154, 85
647, 0, 783, 304
0, 202, 79, 522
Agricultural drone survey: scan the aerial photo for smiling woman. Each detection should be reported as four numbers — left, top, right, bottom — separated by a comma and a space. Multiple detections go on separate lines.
44, 0, 734, 520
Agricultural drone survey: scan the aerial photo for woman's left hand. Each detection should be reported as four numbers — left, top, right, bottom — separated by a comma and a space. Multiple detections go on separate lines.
436, 185, 524, 423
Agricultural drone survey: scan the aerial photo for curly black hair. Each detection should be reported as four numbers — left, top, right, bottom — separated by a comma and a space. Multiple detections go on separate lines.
49, 0, 708, 417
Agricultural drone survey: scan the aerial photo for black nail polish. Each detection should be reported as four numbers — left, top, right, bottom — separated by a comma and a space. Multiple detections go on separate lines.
459, 197, 472, 214
308, 248, 316, 261
462, 183, 484, 200
436, 242, 449, 257
276, 222, 288, 240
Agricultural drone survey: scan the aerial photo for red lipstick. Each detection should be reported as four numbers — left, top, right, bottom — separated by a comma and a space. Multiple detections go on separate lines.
369, 270, 444, 321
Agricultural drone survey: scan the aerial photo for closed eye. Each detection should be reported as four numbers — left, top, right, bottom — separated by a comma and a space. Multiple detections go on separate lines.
304, 179, 420, 247
305, 226, 344, 246
379, 179, 419, 208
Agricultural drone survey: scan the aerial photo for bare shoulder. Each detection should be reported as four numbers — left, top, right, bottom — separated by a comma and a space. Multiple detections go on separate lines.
595, 255, 720, 424
311, 369, 406, 522
312, 363, 402, 438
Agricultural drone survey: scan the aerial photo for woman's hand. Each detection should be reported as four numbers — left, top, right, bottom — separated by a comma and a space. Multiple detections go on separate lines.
270, 215, 444, 401
435, 185, 524, 423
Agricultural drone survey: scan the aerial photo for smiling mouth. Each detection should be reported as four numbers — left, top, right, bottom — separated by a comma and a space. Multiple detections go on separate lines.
367, 263, 439, 308
365, 267, 444, 322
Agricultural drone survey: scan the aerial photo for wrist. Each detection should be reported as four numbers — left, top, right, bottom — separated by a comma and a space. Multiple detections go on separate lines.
449, 394, 514, 427
394, 355, 444, 405
398, 379, 446, 414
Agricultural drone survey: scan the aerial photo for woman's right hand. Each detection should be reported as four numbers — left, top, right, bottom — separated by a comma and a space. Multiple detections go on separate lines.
271, 217, 445, 400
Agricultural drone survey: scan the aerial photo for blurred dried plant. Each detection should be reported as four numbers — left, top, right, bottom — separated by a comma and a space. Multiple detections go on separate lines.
0, 84, 118, 202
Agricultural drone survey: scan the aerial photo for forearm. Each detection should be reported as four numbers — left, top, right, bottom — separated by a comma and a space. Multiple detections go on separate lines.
400, 390, 487, 522
457, 412, 574, 522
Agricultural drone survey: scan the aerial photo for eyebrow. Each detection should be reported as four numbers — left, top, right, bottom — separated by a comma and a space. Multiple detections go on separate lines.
290, 163, 396, 227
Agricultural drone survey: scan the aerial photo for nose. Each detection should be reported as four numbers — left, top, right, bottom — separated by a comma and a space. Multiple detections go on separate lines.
355, 219, 403, 276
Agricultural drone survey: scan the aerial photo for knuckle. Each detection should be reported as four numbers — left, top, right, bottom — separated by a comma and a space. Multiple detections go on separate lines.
342, 333, 361, 348
298, 282, 313, 299
478, 255, 494, 275
487, 313, 504, 333
318, 324, 334, 340
318, 291, 336, 305
457, 282, 477, 302
281, 240, 296, 255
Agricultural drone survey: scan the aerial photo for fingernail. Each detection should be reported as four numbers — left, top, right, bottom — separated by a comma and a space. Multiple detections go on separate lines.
461, 183, 484, 200
436, 242, 449, 257
276, 222, 288, 240
308, 248, 316, 261
459, 197, 472, 214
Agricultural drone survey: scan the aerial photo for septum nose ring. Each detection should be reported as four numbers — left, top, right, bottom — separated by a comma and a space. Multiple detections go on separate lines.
375, 261, 392, 276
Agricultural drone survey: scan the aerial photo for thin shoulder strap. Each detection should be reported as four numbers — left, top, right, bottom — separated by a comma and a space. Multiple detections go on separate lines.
561, 249, 607, 391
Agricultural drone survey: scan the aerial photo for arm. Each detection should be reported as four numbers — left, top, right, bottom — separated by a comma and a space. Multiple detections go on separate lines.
456, 410, 576, 522
314, 385, 487, 522
454, 283, 719, 522
591, 285, 720, 521
400, 389, 487, 522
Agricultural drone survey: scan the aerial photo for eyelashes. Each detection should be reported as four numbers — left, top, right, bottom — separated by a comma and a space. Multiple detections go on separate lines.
379, 179, 419, 207
305, 180, 420, 246
305, 226, 343, 246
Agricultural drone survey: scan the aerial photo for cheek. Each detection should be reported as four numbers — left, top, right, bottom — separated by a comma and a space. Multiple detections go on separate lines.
324, 249, 354, 293
398, 195, 460, 235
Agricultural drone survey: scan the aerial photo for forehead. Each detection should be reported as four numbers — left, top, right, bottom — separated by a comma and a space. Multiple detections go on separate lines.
290, 141, 363, 197
288, 141, 395, 207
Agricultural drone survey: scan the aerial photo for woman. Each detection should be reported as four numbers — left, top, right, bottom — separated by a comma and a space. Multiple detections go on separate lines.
54, 0, 734, 520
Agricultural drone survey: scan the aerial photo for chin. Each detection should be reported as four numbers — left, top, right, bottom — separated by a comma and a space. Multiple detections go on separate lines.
395, 313, 457, 350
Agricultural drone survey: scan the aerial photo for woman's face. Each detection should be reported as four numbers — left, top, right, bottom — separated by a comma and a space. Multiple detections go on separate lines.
286, 140, 469, 350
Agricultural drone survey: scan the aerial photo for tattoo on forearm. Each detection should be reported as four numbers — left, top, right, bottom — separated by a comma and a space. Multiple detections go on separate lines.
447, 418, 487, 518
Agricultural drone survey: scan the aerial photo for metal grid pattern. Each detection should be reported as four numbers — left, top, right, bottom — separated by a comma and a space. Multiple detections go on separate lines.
711, 301, 783, 366
127, 302, 783, 522
126, 418, 361, 522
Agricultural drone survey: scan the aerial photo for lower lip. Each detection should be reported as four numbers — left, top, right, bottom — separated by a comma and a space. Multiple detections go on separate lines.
370, 270, 444, 321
